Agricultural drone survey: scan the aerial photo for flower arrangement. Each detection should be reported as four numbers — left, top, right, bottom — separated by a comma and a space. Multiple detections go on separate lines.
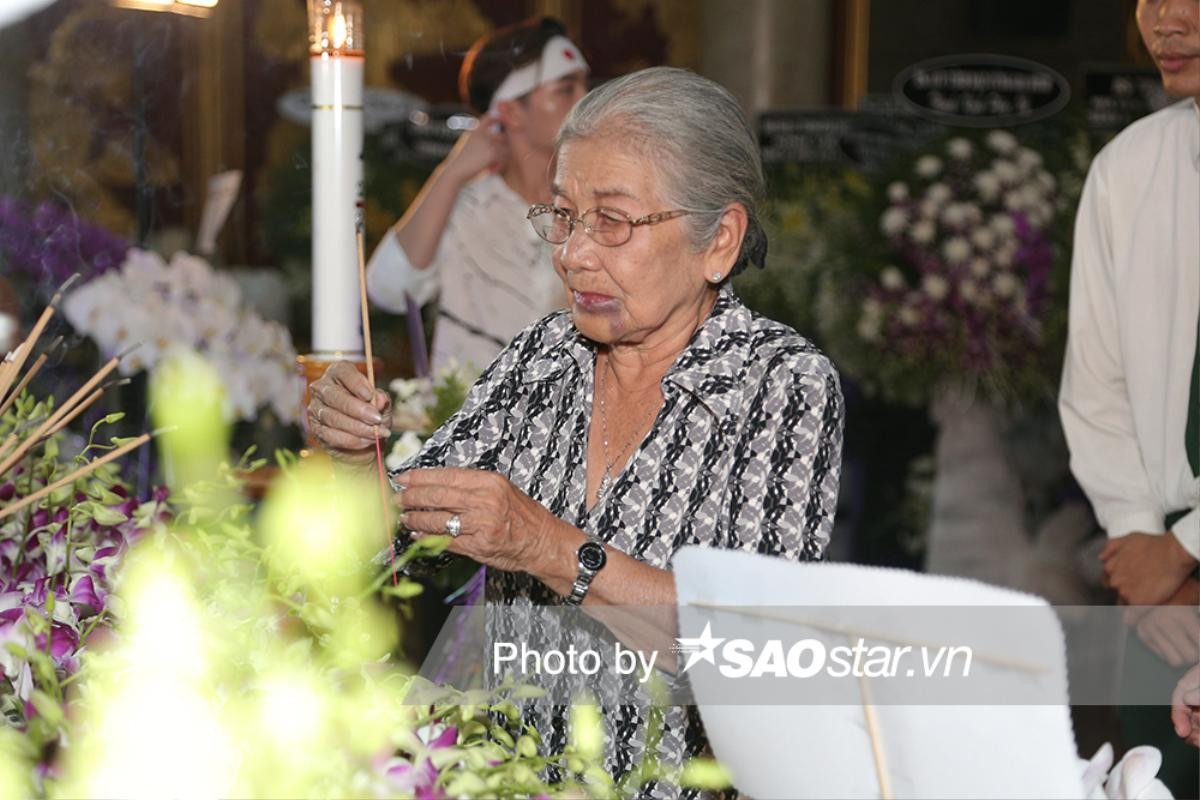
61, 248, 300, 424
386, 360, 475, 471
813, 128, 1087, 406
0, 395, 168, 748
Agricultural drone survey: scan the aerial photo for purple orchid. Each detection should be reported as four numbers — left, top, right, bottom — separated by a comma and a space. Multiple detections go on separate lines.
0, 196, 129, 291
381, 725, 458, 798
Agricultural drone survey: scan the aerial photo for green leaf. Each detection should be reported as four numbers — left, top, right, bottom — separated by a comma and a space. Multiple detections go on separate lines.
381, 580, 424, 599
510, 684, 547, 700
459, 719, 487, 740
489, 724, 514, 749
516, 734, 538, 759
442, 773, 486, 796
679, 758, 733, 789
428, 746, 465, 770
491, 699, 520, 720
29, 690, 65, 728
89, 505, 129, 526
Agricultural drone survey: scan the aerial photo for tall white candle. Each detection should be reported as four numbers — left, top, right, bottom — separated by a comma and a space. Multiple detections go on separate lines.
309, 28, 364, 354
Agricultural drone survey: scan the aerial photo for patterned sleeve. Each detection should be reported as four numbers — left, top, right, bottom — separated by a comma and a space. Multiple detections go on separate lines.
726, 351, 844, 562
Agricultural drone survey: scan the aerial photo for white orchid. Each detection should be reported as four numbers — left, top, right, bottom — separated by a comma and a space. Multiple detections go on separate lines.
0, 312, 16, 354
385, 430, 425, 471
990, 214, 1017, 238
898, 304, 923, 327
1016, 147, 1043, 171
974, 172, 1001, 201
880, 207, 908, 236
986, 130, 1018, 154
992, 272, 1019, 298
922, 274, 950, 301
940, 204, 969, 228
880, 267, 906, 291
992, 159, 1020, 185
947, 138, 973, 159
926, 183, 952, 205
915, 155, 942, 178
887, 181, 909, 202
970, 227, 997, 251
62, 248, 299, 423
910, 220, 936, 244
969, 257, 991, 278
389, 376, 434, 421
942, 237, 971, 264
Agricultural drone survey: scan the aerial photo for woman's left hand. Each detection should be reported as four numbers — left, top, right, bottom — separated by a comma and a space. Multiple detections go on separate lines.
394, 468, 560, 573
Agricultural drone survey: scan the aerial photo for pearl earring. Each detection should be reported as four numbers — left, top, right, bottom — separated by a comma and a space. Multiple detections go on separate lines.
711, 272, 722, 282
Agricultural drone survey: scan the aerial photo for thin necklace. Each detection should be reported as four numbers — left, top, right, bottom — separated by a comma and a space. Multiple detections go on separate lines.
596, 357, 658, 501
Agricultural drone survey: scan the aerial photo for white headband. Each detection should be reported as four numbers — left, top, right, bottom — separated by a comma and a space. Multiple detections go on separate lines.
487, 35, 589, 113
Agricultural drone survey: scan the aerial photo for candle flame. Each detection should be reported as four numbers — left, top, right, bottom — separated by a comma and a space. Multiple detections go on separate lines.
329, 12, 347, 51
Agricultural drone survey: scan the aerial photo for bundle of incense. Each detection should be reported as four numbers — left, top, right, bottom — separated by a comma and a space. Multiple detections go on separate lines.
0, 351, 128, 479
0, 433, 153, 522
0, 278, 151, 522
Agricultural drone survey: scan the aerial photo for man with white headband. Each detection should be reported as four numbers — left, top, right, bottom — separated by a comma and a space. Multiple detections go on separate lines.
366, 17, 589, 374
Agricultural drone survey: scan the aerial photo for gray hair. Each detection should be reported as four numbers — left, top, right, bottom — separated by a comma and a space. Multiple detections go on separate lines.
555, 67, 767, 277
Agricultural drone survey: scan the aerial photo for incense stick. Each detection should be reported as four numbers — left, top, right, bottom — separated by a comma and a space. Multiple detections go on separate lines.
858, 673, 892, 800
0, 277, 74, 403
29, 386, 105, 448
0, 354, 122, 479
0, 433, 152, 522
0, 353, 48, 420
357, 229, 397, 586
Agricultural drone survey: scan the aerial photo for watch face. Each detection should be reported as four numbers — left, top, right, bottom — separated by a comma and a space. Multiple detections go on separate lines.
579, 541, 607, 571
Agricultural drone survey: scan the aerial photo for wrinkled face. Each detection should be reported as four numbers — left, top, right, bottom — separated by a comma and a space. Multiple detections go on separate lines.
1137, 0, 1200, 99
513, 71, 588, 152
549, 137, 714, 347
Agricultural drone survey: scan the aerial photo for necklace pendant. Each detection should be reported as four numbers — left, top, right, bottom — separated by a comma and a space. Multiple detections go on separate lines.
598, 472, 612, 498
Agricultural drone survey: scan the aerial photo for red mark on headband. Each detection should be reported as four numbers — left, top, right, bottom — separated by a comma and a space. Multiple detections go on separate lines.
563, 49, 575, 60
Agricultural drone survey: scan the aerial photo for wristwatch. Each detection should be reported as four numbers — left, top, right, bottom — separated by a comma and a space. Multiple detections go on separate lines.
563, 540, 607, 605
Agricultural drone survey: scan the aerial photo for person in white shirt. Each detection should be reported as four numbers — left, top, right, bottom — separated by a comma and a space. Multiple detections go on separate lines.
366, 17, 588, 374
1060, 1, 1199, 793
1061, 0, 1200, 610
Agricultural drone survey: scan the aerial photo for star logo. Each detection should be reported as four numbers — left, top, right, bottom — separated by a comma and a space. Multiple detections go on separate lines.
674, 622, 725, 674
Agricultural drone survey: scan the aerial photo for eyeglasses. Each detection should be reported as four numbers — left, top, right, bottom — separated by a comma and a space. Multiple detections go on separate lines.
526, 204, 690, 247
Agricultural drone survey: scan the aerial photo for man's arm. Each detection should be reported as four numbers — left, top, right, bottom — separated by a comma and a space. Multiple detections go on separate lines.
1059, 159, 1164, 538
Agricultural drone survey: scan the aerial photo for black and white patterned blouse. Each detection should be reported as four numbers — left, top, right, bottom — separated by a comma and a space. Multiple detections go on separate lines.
393, 285, 843, 797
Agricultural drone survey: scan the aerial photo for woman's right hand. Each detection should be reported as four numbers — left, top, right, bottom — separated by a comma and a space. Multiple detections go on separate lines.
443, 114, 508, 181
308, 362, 391, 465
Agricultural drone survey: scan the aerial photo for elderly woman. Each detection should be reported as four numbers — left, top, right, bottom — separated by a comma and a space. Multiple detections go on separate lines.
311, 67, 843, 796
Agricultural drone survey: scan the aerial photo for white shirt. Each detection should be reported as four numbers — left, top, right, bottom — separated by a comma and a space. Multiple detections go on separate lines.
1060, 99, 1200, 559
365, 173, 564, 373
